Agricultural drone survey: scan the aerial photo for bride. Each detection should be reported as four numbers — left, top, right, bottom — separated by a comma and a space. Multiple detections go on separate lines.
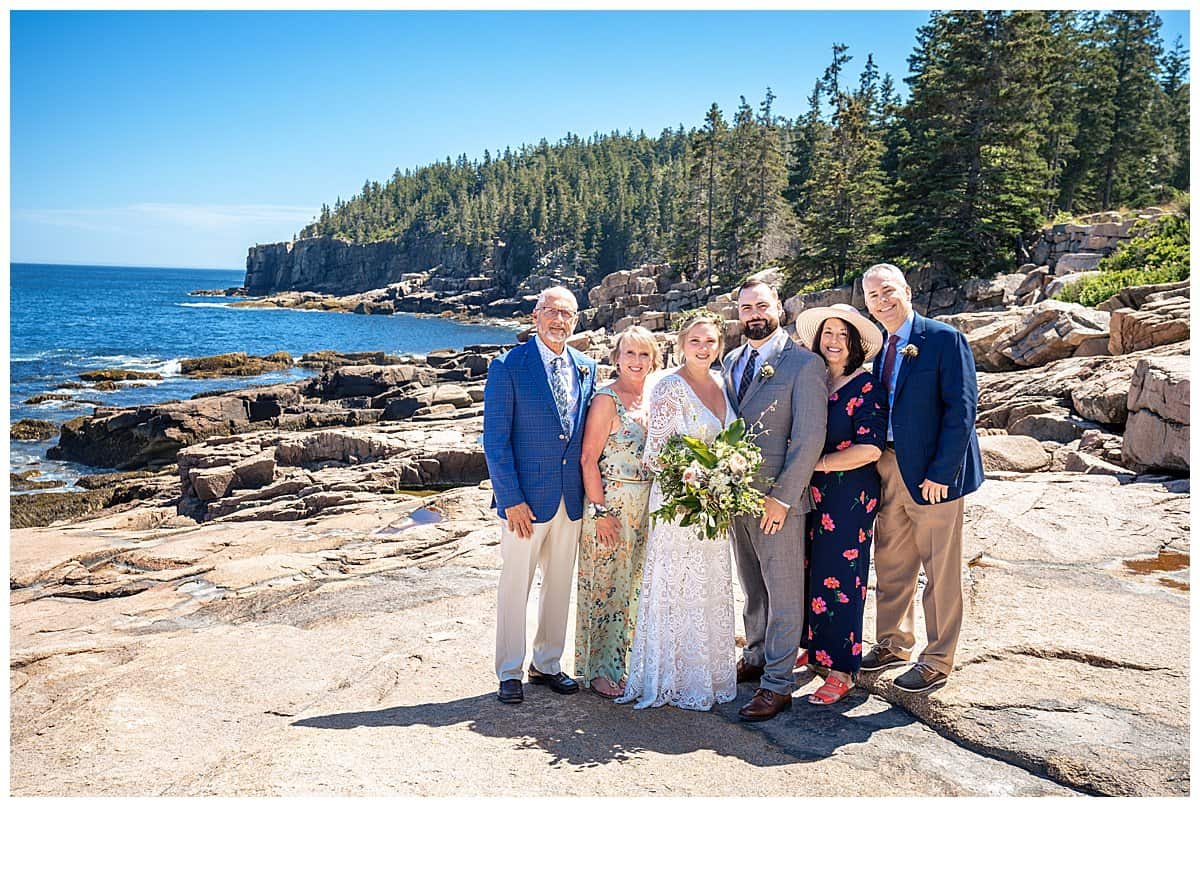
617, 312, 737, 711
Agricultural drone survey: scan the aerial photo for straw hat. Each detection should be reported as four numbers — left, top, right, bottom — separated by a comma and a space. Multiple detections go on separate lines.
795, 303, 883, 360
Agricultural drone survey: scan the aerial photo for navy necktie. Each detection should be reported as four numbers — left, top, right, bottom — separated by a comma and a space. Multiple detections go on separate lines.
737, 348, 758, 404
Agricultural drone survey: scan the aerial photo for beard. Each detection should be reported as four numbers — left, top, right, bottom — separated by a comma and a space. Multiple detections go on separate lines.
743, 316, 778, 341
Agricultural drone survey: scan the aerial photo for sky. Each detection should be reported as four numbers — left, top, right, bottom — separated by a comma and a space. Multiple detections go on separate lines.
9, 8, 1192, 271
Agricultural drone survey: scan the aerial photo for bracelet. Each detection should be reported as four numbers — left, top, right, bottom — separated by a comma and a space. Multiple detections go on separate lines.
590, 502, 611, 518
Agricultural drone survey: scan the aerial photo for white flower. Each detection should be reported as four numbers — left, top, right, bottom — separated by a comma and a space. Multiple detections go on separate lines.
900, 343, 920, 358
726, 452, 748, 475
682, 465, 702, 486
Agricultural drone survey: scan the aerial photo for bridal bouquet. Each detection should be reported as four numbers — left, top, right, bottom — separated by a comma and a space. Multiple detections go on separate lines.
650, 418, 765, 540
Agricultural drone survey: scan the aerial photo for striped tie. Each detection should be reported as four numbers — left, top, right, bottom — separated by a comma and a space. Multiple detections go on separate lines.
737, 348, 758, 404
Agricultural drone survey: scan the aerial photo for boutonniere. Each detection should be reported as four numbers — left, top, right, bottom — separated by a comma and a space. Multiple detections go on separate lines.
578, 364, 591, 377
758, 364, 775, 380
900, 343, 920, 358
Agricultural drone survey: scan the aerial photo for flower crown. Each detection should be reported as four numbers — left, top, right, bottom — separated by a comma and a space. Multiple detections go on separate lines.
671, 308, 726, 333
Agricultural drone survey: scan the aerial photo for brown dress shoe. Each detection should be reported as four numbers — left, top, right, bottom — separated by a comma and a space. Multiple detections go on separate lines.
736, 658, 764, 684
738, 688, 792, 721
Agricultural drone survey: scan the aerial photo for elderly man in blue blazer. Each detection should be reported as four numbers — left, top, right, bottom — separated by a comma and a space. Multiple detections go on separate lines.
482, 286, 597, 705
860, 263, 984, 692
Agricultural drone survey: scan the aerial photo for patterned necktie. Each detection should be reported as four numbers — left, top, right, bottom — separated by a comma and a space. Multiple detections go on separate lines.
881, 335, 901, 392
550, 357, 572, 432
737, 347, 759, 404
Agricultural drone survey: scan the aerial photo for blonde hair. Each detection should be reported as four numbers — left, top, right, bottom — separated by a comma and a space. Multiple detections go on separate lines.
674, 313, 725, 365
610, 326, 661, 373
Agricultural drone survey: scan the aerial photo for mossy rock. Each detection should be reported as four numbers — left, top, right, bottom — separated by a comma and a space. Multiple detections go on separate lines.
78, 369, 163, 382
23, 393, 73, 405
11, 419, 58, 440
180, 351, 294, 378
10, 470, 67, 491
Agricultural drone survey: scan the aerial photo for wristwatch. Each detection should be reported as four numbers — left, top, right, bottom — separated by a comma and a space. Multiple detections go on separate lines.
590, 503, 611, 518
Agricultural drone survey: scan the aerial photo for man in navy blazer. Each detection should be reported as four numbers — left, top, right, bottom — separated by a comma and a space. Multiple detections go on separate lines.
482, 286, 597, 705
859, 263, 984, 692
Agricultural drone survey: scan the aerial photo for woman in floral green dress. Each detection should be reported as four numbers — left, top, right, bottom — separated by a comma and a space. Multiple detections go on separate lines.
576, 327, 660, 697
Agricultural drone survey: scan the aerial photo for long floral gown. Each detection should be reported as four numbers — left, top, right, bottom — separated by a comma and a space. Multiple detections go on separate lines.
617, 371, 738, 711
802, 371, 887, 675
575, 387, 652, 690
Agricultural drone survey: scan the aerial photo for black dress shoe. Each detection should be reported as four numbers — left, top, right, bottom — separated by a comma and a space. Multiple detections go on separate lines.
527, 666, 579, 694
892, 663, 948, 693
497, 679, 524, 704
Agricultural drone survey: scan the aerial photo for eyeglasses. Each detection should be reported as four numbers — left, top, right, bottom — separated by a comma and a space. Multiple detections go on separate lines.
537, 307, 578, 320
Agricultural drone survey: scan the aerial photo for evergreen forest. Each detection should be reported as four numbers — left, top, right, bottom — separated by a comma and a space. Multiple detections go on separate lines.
301, 10, 1190, 293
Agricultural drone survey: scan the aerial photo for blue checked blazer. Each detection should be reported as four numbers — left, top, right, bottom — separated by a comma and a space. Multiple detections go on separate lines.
482, 338, 597, 522
876, 311, 985, 504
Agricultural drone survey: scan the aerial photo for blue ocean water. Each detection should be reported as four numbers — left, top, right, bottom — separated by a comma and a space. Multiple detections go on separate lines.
9, 262, 517, 489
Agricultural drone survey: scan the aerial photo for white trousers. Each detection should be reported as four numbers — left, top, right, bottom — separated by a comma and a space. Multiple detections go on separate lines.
494, 500, 582, 682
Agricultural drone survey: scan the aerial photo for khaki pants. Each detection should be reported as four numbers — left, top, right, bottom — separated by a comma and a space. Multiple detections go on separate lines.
494, 500, 581, 682
872, 450, 964, 675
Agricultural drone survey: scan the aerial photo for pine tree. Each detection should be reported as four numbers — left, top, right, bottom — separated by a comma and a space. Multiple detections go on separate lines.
887, 10, 1054, 276
1157, 35, 1190, 193
792, 46, 888, 286
751, 88, 791, 267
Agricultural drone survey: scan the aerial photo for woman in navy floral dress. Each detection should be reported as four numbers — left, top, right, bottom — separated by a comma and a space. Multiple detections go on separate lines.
795, 304, 887, 705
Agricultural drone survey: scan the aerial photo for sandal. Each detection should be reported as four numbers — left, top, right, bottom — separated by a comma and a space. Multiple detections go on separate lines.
807, 675, 854, 705
591, 677, 623, 698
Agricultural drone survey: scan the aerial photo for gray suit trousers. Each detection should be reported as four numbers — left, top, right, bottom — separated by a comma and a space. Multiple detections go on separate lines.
731, 510, 805, 695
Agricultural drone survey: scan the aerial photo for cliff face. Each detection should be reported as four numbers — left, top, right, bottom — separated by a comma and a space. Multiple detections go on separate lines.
244, 235, 476, 295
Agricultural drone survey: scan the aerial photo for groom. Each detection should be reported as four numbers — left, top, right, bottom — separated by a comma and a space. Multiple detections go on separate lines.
724, 278, 827, 721
482, 286, 597, 705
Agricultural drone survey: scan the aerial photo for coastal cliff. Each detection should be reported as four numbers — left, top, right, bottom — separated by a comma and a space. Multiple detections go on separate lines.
245, 235, 477, 295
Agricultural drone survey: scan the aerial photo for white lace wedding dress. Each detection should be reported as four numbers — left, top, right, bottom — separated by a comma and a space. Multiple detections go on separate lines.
617, 371, 738, 711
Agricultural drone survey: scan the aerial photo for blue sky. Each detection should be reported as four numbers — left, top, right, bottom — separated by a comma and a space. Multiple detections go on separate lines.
10, 9, 1192, 270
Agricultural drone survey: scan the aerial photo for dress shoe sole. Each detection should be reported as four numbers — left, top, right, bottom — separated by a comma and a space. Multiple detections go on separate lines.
528, 677, 579, 695
497, 693, 524, 704
892, 677, 947, 694
859, 658, 908, 673
738, 708, 790, 722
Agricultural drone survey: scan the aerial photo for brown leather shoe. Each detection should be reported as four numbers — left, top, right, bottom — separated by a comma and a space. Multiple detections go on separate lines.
736, 658, 764, 684
738, 688, 792, 721
859, 645, 908, 672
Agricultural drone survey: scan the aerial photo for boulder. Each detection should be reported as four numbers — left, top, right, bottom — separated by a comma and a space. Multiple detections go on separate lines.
1096, 279, 1189, 312
179, 352, 294, 378
190, 466, 237, 501
1122, 356, 1190, 472
1062, 449, 1136, 478
78, 369, 163, 382
1107, 297, 1190, 355
233, 449, 276, 489
1054, 252, 1106, 275
978, 434, 1050, 472
1008, 406, 1103, 444
11, 419, 58, 441
961, 273, 1024, 308
997, 301, 1110, 367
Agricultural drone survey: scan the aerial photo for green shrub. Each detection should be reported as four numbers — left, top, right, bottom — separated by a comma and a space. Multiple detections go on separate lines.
1060, 264, 1189, 307
1059, 214, 1189, 307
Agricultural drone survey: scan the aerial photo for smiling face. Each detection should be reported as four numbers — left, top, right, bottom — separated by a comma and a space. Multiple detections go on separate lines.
615, 340, 655, 384
818, 318, 852, 374
533, 288, 578, 353
863, 267, 913, 334
737, 281, 783, 342
679, 320, 721, 369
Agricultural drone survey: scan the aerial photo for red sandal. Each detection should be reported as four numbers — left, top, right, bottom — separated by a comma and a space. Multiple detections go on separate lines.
808, 676, 854, 705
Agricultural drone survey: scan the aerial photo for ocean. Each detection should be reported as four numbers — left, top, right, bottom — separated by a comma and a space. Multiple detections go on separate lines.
8, 262, 517, 490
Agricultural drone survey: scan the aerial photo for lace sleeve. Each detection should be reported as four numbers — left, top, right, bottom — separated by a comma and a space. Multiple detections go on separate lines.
642, 374, 689, 472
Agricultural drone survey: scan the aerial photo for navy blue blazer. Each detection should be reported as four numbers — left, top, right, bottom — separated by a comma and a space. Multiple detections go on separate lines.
876, 312, 985, 505
482, 338, 597, 522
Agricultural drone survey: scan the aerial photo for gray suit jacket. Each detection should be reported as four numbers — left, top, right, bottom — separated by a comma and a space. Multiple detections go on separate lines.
722, 336, 828, 515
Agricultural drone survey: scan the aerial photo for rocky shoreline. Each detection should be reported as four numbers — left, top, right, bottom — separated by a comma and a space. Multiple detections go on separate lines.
10, 210, 1191, 796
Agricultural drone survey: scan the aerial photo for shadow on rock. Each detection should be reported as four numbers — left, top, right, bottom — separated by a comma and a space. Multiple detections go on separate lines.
293, 681, 919, 770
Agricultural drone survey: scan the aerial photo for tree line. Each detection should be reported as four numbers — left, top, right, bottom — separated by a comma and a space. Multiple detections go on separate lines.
303, 9, 1188, 293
